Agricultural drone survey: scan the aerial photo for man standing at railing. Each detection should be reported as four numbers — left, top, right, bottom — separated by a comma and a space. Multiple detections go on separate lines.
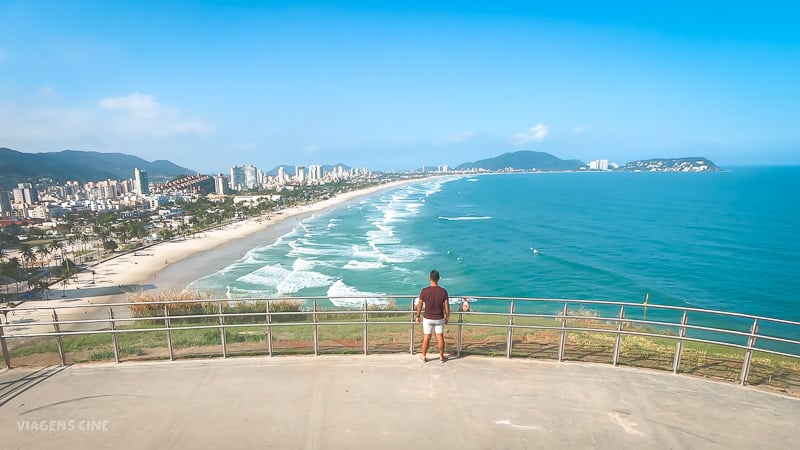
416, 269, 450, 363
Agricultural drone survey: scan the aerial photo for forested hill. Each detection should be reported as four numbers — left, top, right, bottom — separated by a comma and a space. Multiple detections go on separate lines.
0, 148, 191, 188
456, 151, 585, 171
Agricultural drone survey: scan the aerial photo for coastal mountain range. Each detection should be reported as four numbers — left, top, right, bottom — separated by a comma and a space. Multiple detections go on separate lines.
0, 147, 190, 188
0, 147, 721, 188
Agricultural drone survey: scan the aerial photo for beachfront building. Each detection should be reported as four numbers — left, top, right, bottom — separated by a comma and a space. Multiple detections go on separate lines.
589, 159, 610, 171
134, 168, 150, 195
243, 165, 258, 189
308, 165, 322, 182
230, 164, 259, 191
277, 167, 288, 185
214, 174, 229, 195
230, 165, 245, 190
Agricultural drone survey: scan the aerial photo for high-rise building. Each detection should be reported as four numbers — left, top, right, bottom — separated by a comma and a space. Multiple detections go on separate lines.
295, 166, 306, 183
230, 165, 245, 190
277, 166, 287, 185
307, 165, 323, 181
243, 165, 258, 189
12, 183, 39, 205
214, 174, 229, 195
134, 168, 150, 195
0, 191, 12, 214
230, 164, 258, 190
589, 159, 609, 171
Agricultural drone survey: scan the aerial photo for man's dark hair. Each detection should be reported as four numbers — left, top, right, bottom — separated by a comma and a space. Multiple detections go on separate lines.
430, 270, 440, 282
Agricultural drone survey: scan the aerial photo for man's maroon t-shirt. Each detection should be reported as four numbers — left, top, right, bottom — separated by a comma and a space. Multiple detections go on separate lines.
419, 286, 448, 320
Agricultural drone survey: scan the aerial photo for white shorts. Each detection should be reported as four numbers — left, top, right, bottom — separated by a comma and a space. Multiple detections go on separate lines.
422, 318, 445, 335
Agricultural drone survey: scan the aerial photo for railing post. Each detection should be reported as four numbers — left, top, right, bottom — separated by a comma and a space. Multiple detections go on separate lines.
506, 299, 515, 358
363, 300, 368, 356
164, 304, 174, 361
410, 298, 416, 355
558, 303, 568, 362
108, 307, 120, 363
313, 300, 319, 356
52, 309, 66, 366
218, 302, 227, 358
0, 313, 12, 369
266, 300, 273, 357
457, 310, 463, 358
673, 310, 688, 374
612, 305, 625, 367
740, 319, 759, 386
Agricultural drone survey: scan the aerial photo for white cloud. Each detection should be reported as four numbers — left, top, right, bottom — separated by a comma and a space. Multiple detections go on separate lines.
513, 124, 548, 144
0, 91, 213, 152
0, 104, 93, 142
572, 126, 589, 135
303, 144, 318, 153
97, 92, 212, 136
98, 91, 159, 112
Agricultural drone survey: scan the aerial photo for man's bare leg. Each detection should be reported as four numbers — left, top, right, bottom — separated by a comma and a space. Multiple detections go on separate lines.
421, 334, 431, 362
436, 333, 446, 361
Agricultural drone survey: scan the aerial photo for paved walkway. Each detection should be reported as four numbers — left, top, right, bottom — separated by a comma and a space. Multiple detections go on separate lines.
1, 355, 798, 449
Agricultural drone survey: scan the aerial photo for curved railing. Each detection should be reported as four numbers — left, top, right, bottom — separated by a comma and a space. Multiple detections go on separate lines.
1, 296, 798, 392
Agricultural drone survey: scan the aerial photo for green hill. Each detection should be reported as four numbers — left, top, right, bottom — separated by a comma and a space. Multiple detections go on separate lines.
0, 148, 192, 188
456, 151, 585, 171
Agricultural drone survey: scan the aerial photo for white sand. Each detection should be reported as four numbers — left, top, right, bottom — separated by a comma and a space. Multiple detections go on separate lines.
12, 178, 426, 315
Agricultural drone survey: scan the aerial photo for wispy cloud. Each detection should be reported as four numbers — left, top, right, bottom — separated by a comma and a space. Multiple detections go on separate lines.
572, 125, 589, 135
98, 92, 212, 136
0, 91, 213, 154
513, 124, 548, 144
303, 144, 318, 154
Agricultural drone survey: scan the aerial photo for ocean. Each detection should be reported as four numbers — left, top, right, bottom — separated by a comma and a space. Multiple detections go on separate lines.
187, 167, 800, 323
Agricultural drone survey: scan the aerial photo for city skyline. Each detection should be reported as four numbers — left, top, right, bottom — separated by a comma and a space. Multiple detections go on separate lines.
1, 1, 798, 172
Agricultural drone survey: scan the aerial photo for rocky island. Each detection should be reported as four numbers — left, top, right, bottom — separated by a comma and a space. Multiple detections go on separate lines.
617, 157, 720, 172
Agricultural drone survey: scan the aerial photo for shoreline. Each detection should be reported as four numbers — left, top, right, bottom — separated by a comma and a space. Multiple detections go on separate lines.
26, 177, 432, 310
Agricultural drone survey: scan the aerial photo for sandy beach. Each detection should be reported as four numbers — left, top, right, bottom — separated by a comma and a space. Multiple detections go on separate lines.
110, 179, 427, 300
6, 178, 424, 320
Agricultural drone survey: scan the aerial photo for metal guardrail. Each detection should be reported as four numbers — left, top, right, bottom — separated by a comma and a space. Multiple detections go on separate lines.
1, 296, 798, 387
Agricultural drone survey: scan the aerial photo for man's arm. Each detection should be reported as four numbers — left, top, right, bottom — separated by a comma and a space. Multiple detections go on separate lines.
415, 297, 423, 323
444, 297, 451, 324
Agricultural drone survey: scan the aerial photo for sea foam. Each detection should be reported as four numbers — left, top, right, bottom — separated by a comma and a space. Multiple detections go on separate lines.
326, 280, 387, 307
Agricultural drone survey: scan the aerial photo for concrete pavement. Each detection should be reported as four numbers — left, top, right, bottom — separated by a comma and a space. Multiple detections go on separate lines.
1, 355, 798, 449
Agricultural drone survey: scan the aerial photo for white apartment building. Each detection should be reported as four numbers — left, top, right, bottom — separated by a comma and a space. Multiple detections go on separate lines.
589, 159, 610, 171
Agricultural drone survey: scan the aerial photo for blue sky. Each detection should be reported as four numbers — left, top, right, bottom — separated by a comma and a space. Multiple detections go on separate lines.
1, 1, 798, 172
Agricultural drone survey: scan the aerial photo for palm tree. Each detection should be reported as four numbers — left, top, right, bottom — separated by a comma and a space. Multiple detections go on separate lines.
36, 244, 51, 268
75, 231, 87, 264
19, 245, 36, 291
3, 257, 22, 294
20, 244, 36, 270
50, 239, 65, 262
65, 234, 77, 259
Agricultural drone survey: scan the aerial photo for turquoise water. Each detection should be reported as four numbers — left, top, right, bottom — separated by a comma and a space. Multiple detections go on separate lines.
188, 167, 800, 323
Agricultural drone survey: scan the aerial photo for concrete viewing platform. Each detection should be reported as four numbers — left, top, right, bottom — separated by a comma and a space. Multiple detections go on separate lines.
1, 355, 798, 449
